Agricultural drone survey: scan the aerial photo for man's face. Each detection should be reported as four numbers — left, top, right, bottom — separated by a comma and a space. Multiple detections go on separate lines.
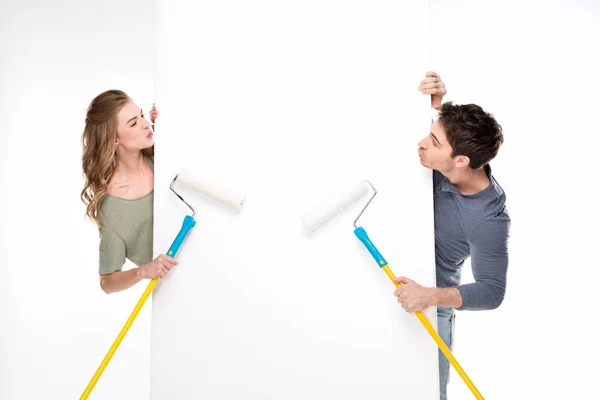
417, 121, 455, 172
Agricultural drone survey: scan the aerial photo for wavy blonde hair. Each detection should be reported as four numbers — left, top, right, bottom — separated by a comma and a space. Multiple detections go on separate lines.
80, 90, 154, 226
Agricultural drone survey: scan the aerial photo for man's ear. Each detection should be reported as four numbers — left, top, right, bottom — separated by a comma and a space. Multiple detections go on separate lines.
454, 155, 470, 168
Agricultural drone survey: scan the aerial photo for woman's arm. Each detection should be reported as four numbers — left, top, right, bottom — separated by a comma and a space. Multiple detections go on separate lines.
99, 254, 178, 294
99, 268, 144, 294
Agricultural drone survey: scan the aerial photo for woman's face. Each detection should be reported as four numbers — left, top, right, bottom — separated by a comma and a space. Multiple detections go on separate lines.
115, 101, 154, 152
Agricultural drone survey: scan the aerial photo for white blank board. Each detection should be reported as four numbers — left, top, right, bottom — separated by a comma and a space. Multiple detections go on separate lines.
151, 1, 438, 398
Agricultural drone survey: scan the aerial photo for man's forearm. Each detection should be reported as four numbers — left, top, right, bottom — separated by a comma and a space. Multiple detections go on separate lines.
430, 287, 463, 309
100, 268, 144, 294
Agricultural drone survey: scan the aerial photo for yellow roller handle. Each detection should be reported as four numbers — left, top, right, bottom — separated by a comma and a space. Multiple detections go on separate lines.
80, 215, 196, 399
382, 264, 484, 400
80, 278, 158, 399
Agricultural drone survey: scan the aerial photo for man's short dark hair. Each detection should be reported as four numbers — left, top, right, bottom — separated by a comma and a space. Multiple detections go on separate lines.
437, 102, 504, 170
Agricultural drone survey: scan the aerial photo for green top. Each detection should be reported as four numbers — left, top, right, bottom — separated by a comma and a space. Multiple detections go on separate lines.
97, 156, 154, 275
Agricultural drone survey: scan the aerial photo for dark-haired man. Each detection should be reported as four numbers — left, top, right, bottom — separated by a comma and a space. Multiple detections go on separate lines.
393, 72, 511, 400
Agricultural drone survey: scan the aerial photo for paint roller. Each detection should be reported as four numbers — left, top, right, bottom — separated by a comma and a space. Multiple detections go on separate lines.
301, 179, 484, 400
80, 172, 245, 400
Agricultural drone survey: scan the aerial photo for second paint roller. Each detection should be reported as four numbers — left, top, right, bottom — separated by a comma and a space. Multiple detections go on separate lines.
80, 171, 245, 400
301, 179, 484, 400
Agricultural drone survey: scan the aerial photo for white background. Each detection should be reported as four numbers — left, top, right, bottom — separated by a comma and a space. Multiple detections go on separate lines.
430, 1, 600, 399
0, 0, 155, 399
1, 0, 599, 399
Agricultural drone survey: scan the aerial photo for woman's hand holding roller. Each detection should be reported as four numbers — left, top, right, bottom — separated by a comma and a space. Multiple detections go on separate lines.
137, 254, 178, 279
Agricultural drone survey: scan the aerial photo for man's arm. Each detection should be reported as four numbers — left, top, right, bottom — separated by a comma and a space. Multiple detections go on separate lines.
393, 277, 463, 312
432, 287, 463, 309
456, 214, 511, 311
393, 214, 510, 312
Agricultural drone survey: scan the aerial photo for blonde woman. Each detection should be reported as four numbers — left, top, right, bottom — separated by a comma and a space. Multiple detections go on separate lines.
81, 90, 177, 293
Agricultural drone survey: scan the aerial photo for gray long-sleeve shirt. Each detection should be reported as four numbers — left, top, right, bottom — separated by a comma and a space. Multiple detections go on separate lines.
433, 164, 511, 311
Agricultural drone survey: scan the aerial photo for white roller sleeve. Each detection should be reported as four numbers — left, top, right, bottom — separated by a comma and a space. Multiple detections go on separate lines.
301, 179, 369, 232
175, 171, 246, 211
